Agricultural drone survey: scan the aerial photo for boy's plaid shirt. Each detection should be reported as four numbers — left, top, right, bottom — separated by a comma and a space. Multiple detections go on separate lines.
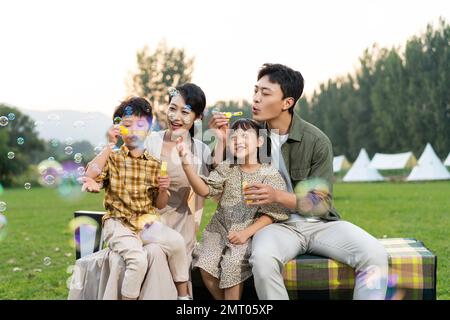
93, 145, 161, 232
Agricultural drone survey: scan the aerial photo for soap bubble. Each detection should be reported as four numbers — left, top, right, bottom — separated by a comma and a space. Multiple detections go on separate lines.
68, 216, 100, 251
0, 214, 7, 241
7, 113, 15, 121
34, 120, 44, 129
24, 182, 31, 190
294, 178, 331, 217
0, 116, 8, 126
50, 139, 59, 148
77, 166, 85, 176
44, 175, 56, 185
17, 137, 25, 145
57, 161, 84, 200
48, 156, 55, 161
124, 106, 133, 116
66, 264, 83, 290
66, 265, 76, 274
65, 137, 74, 146
43, 257, 52, 266
73, 120, 85, 129
37, 159, 63, 187
74, 153, 83, 163
94, 145, 104, 155
0, 201, 6, 212
168, 87, 180, 97
64, 146, 73, 155
7, 152, 15, 159
48, 113, 60, 122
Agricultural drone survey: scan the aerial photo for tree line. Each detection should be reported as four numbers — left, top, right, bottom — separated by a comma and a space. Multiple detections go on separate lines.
298, 18, 450, 160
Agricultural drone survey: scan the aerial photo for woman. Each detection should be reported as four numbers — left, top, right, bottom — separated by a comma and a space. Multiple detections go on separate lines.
145, 83, 212, 296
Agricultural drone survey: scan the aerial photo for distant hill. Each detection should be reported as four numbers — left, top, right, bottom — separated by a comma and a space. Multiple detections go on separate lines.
20, 109, 112, 146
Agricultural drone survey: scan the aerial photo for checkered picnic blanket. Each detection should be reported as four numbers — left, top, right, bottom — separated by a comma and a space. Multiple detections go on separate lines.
283, 238, 436, 300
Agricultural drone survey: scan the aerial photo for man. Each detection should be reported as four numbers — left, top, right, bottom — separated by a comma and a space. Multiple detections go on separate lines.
209, 63, 388, 300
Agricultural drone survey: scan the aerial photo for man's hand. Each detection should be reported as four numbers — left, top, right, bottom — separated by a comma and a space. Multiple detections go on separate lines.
243, 183, 279, 206
79, 176, 101, 193
227, 230, 250, 245
157, 175, 171, 191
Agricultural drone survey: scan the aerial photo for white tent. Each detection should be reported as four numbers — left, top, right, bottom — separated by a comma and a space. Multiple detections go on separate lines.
407, 143, 450, 181
369, 152, 417, 170
333, 155, 352, 173
343, 149, 384, 182
444, 153, 450, 167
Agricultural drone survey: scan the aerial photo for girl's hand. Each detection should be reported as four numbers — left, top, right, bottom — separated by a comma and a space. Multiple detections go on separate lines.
208, 112, 229, 143
175, 136, 186, 157
227, 230, 250, 245
157, 175, 171, 191
79, 176, 101, 193
176, 136, 192, 164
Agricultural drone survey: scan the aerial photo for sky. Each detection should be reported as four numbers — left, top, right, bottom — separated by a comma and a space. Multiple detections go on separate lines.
0, 0, 449, 117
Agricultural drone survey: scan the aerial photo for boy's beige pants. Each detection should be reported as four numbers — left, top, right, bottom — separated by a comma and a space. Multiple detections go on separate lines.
103, 218, 189, 299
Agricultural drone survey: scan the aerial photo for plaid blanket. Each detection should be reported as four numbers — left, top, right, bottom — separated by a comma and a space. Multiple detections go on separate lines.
283, 238, 436, 300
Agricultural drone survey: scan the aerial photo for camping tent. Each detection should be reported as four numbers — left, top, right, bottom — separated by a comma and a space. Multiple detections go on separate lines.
333, 155, 352, 173
444, 152, 450, 167
407, 143, 450, 181
343, 149, 384, 182
369, 152, 417, 170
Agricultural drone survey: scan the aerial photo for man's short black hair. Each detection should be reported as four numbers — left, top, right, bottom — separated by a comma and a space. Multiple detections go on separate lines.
113, 96, 153, 124
257, 63, 304, 114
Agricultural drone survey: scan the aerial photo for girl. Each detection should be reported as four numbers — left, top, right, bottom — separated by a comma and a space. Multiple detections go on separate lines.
176, 118, 289, 300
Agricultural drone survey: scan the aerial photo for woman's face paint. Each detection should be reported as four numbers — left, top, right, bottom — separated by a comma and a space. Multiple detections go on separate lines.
166, 95, 196, 137
167, 111, 177, 122
181, 105, 193, 124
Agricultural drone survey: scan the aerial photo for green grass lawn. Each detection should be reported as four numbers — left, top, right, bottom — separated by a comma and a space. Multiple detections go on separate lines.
0, 181, 449, 299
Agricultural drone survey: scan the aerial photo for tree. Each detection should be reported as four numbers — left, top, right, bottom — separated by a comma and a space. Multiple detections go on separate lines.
300, 18, 449, 161
403, 18, 450, 158
128, 40, 194, 129
0, 104, 46, 187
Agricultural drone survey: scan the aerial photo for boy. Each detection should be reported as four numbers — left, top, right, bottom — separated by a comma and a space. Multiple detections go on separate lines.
81, 96, 190, 300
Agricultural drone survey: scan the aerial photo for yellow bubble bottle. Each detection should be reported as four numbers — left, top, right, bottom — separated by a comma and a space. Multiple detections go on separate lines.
160, 161, 168, 177
119, 125, 129, 135
242, 181, 252, 204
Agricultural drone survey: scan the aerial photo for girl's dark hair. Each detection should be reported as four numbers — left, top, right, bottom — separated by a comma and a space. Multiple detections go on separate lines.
169, 83, 206, 138
229, 118, 271, 164
113, 96, 153, 124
